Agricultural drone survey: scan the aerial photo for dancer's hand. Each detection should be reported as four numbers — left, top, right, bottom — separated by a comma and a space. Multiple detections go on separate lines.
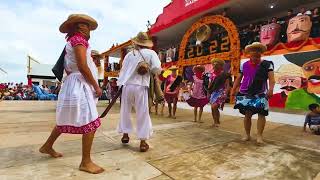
267, 89, 273, 99
95, 87, 102, 97
231, 88, 238, 96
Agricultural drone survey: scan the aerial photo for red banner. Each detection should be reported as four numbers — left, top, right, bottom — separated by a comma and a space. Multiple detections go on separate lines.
149, 0, 228, 35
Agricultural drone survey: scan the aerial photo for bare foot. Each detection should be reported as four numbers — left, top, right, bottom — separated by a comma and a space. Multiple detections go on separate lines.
167, 115, 172, 118
79, 161, 105, 174
199, 121, 204, 123
212, 124, 219, 127
241, 135, 251, 141
172, 116, 176, 119
256, 136, 265, 144
39, 146, 63, 158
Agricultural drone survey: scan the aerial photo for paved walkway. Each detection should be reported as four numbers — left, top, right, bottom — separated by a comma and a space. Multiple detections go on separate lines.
0, 101, 319, 180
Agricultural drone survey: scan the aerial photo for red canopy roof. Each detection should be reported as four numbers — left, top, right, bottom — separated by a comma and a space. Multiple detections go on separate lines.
149, 0, 228, 35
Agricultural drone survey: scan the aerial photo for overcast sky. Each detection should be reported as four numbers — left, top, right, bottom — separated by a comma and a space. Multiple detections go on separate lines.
0, 0, 170, 83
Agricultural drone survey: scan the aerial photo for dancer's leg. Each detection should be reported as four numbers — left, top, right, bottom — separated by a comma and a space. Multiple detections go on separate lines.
39, 126, 63, 158
242, 111, 253, 141
257, 114, 266, 144
193, 107, 198, 122
198, 107, 204, 123
79, 131, 104, 174
172, 97, 178, 119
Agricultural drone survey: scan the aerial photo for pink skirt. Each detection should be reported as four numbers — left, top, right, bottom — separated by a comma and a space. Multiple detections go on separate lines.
186, 96, 209, 107
164, 93, 178, 103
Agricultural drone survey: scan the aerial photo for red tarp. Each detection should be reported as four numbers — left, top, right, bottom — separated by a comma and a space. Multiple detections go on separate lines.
149, 0, 228, 35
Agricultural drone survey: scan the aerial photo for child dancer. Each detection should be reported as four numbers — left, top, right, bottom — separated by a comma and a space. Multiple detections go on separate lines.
186, 65, 209, 122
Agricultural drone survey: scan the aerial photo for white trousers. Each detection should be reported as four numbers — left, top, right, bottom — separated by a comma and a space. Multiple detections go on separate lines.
118, 84, 153, 140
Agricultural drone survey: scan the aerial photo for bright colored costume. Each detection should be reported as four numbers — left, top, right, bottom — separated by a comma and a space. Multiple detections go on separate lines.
186, 75, 209, 107
234, 60, 274, 116
56, 33, 101, 134
164, 75, 179, 103
209, 71, 228, 110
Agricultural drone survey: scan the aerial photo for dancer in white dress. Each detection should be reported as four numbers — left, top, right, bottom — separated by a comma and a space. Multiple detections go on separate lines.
39, 14, 104, 174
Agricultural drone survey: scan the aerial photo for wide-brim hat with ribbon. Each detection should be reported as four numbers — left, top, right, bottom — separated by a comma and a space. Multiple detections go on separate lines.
245, 42, 267, 54
284, 50, 320, 67
169, 65, 178, 71
131, 32, 154, 48
59, 14, 98, 33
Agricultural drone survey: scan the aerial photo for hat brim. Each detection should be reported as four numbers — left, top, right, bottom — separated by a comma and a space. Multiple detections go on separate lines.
284, 50, 320, 67
59, 16, 98, 33
245, 44, 267, 54
132, 38, 153, 48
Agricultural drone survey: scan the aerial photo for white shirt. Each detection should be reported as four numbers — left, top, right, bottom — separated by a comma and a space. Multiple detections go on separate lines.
117, 48, 161, 87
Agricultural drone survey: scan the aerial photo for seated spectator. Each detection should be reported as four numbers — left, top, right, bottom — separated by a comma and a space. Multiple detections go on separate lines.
271, 17, 278, 24
303, 104, 320, 135
311, 7, 320, 38
297, 7, 312, 16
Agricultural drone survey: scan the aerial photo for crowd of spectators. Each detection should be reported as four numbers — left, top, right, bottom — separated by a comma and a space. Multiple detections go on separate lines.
0, 82, 60, 101
238, 7, 320, 49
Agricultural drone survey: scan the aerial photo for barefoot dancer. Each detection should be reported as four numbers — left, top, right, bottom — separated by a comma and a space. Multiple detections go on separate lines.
39, 14, 104, 174
117, 32, 161, 152
232, 42, 275, 144
208, 59, 231, 127
186, 65, 209, 122
163, 66, 180, 119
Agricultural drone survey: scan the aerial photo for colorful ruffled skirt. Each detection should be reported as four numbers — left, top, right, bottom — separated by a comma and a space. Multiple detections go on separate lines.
209, 89, 227, 110
234, 93, 269, 116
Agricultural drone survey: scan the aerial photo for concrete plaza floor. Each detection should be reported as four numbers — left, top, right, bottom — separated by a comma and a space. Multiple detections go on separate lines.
0, 101, 319, 180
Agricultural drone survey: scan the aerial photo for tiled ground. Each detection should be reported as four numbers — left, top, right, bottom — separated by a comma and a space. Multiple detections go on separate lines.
0, 101, 319, 180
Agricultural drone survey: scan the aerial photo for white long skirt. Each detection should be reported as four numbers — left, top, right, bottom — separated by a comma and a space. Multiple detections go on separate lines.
56, 73, 101, 134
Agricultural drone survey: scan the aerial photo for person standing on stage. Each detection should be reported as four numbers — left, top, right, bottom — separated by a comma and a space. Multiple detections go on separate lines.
39, 14, 104, 174
232, 42, 275, 144
117, 32, 161, 152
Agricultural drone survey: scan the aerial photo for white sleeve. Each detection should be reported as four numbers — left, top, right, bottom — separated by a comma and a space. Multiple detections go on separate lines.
150, 51, 162, 74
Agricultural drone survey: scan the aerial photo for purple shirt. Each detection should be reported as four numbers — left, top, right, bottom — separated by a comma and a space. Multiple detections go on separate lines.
239, 60, 273, 94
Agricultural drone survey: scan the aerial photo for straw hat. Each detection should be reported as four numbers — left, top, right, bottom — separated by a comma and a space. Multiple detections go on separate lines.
169, 65, 178, 71
91, 50, 102, 58
245, 42, 267, 54
59, 14, 98, 33
193, 65, 205, 73
211, 58, 225, 67
131, 32, 153, 48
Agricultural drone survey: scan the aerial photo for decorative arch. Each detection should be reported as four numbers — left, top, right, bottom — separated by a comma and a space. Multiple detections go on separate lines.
177, 15, 240, 76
